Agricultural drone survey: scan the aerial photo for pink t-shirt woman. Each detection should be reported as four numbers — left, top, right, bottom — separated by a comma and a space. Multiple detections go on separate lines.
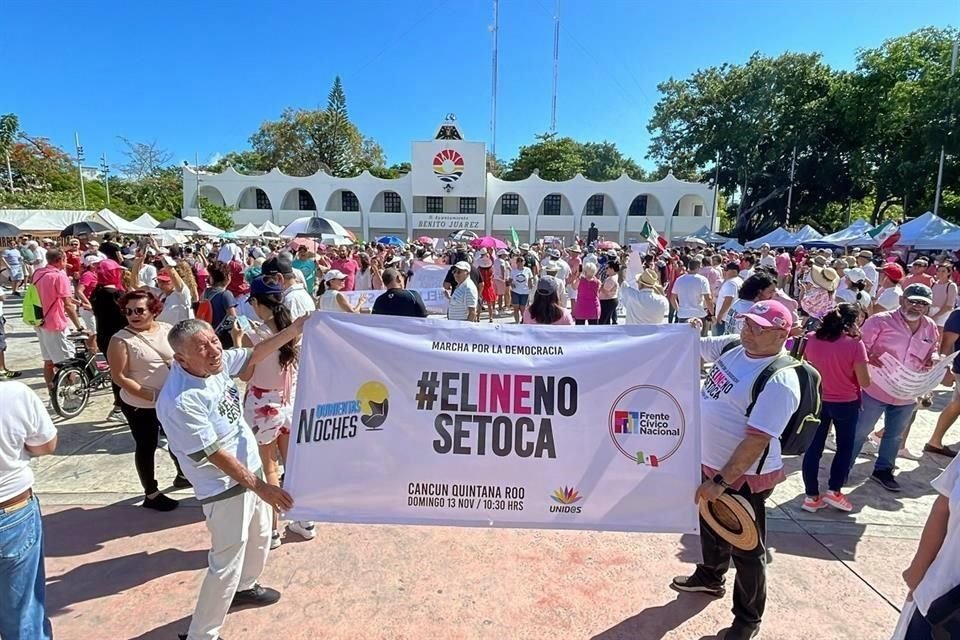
573, 277, 601, 321
522, 307, 574, 325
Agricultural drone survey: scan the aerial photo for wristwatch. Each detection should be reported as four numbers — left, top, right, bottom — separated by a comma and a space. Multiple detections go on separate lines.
712, 473, 731, 489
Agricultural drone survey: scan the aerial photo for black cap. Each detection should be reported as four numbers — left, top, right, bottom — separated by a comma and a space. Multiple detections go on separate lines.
261, 256, 293, 277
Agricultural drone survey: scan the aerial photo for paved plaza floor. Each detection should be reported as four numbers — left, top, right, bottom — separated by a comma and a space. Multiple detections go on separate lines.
5, 297, 955, 639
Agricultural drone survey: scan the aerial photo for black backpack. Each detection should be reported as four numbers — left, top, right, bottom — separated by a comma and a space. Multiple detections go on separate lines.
720, 340, 823, 472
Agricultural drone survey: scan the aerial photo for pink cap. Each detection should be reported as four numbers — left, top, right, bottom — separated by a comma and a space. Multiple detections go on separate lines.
741, 300, 792, 330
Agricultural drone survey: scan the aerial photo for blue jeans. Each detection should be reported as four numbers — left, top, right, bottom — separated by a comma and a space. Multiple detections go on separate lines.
0, 497, 52, 640
802, 399, 861, 495
852, 392, 916, 475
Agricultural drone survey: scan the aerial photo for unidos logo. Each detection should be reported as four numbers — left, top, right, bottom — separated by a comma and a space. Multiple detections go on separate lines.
549, 486, 584, 514
608, 385, 685, 467
433, 149, 464, 183
356, 381, 389, 430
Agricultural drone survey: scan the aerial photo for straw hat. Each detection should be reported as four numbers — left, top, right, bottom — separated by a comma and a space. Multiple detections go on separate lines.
811, 266, 840, 293
699, 494, 761, 551
637, 269, 663, 294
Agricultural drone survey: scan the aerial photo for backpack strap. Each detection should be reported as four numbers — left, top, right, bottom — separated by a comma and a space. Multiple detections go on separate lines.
746, 354, 801, 474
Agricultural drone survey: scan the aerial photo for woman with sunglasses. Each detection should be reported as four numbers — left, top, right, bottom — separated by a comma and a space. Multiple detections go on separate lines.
317, 270, 366, 312
107, 289, 188, 511
930, 263, 958, 331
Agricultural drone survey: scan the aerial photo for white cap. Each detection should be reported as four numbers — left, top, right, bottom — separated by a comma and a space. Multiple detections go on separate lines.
323, 269, 347, 282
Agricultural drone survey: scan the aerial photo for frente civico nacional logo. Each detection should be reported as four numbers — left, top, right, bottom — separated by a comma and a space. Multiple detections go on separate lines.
608, 385, 685, 467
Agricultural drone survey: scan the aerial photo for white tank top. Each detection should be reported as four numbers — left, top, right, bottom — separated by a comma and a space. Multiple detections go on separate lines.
319, 289, 342, 312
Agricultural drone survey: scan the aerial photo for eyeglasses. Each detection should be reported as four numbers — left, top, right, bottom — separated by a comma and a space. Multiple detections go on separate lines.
124, 307, 148, 317
907, 299, 930, 307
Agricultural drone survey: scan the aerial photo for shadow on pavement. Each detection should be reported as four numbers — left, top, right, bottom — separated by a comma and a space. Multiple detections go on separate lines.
46, 548, 207, 615
44, 501, 203, 557
590, 592, 713, 639
128, 615, 193, 640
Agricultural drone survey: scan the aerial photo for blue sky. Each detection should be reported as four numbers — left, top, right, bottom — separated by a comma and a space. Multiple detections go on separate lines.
5, 0, 957, 173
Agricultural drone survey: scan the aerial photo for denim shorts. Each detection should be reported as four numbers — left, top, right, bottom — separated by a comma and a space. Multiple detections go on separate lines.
511, 292, 529, 306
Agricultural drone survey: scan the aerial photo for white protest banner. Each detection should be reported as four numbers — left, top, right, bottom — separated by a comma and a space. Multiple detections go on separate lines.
868, 351, 959, 401
409, 261, 450, 291
284, 315, 701, 533
340, 288, 449, 314
625, 242, 650, 286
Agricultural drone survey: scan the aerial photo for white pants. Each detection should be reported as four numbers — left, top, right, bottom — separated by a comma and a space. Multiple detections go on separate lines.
187, 489, 271, 640
79, 308, 96, 332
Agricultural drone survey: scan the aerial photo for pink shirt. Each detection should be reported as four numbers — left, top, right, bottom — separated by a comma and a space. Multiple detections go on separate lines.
573, 278, 601, 320
78, 270, 98, 298
32, 265, 71, 332
803, 333, 868, 403
776, 253, 792, 278
861, 310, 939, 406
700, 266, 722, 298
331, 258, 359, 291
522, 307, 574, 325
901, 273, 934, 289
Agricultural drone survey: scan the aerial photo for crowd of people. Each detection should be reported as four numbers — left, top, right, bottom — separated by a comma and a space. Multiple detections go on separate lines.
0, 229, 958, 639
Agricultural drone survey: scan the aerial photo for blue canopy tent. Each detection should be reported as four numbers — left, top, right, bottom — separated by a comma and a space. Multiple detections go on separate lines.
377, 235, 406, 248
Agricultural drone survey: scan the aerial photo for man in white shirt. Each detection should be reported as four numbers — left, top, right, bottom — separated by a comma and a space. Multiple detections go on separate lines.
739, 255, 756, 281
447, 261, 478, 321
856, 249, 879, 293
758, 244, 776, 269
0, 382, 58, 640
672, 300, 800, 640
871, 262, 905, 315
158, 317, 308, 640
619, 269, 669, 324
671, 258, 714, 331
715, 263, 743, 336
544, 248, 571, 283
261, 256, 315, 321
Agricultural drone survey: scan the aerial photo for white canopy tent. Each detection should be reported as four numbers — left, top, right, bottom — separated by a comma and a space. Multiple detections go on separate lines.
895, 211, 958, 248
259, 220, 284, 235
226, 223, 262, 239
807, 219, 875, 248
783, 225, 823, 247
720, 238, 745, 252
0, 209, 94, 232
913, 228, 960, 251
132, 212, 160, 228
687, 225, 729, 244
182, 216, 224, 237
745, 227, 796, 249
95, 208, 152, 235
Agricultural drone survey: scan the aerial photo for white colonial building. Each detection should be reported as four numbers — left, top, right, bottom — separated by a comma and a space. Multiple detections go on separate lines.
182, 120, 717, 244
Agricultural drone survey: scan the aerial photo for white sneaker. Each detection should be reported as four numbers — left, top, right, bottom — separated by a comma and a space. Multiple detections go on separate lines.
270, 530, 282, 550
898, 447, 922, 461
288, 521, 317, 540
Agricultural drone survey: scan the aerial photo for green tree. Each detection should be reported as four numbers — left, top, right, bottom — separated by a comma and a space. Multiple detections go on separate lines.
503, 133, 647, 182
0, 113, 18, 190
198, 195, 234, 230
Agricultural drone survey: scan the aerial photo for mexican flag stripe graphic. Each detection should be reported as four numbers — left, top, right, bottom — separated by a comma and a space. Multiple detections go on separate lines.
867, 221, 901, 249
641, 221, 668, 249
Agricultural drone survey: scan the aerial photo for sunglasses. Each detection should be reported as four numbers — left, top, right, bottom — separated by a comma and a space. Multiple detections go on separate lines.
907, 299, 930, 307
124, 307, 148, 317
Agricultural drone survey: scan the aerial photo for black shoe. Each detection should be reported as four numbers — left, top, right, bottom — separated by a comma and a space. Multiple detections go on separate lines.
870, 470, 901, 492
172, 474, 192, 489
923, 443, 958, 458
142, 493, 179, 511
231, 584, 281, 609
670, 573, 725, 597
724, 623, 759, 640
179, 635, 224, 639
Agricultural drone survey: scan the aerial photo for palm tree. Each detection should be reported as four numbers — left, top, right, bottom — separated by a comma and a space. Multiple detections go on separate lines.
0, 114, 19, 191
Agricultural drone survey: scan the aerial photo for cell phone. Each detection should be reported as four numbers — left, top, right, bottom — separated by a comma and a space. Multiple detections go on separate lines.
235, 316, 252, 332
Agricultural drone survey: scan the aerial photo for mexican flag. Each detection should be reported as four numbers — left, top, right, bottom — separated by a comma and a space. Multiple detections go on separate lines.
641, 221, 668, 249
867, 221, 901, 249
510, 226, 520, 247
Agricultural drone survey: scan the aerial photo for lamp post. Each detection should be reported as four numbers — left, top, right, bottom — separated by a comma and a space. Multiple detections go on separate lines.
75, 132, 87, 209
933, 38, 959, 217
100, 154, 110, 205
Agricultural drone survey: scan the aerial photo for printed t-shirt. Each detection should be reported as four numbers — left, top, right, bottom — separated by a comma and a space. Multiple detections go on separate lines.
803, 333, 867, 403
699, 336, 801, 475
156, 348, 260, 503
509, 268, 533, 295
